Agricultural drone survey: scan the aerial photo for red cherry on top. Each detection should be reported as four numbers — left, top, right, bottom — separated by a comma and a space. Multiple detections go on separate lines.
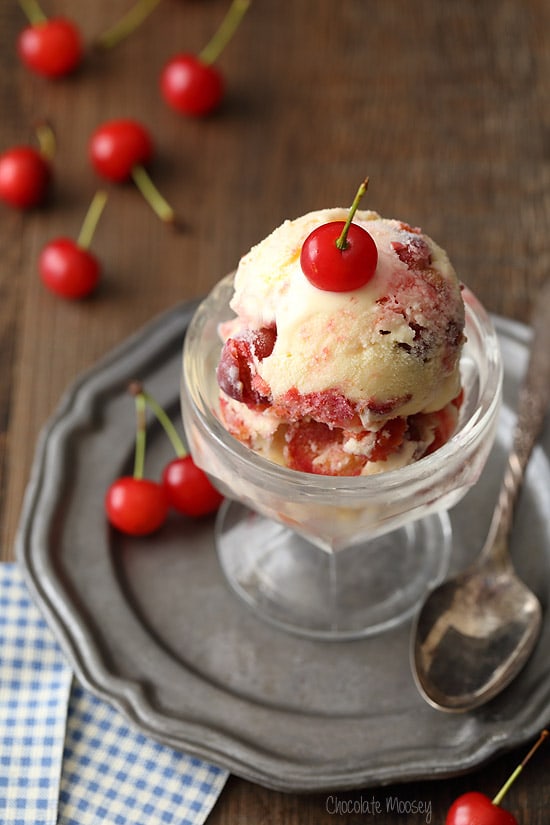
18, 17, 83, 78
300, 178, 378, 292
0, 146, 50, 208
89, 119, 153, 182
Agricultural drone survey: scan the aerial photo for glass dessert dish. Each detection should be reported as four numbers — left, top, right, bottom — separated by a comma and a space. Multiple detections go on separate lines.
181, 273, 503, 640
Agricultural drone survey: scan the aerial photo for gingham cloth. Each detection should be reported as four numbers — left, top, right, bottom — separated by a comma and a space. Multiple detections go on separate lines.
0, 563, 229, 825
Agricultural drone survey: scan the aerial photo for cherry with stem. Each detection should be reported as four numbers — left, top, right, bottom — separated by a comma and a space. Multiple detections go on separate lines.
0, 121, 55, 209
446, 730, 548, 825
160, 0, 251, 117
300, 177, 379, 293
17, 0, 83, 78
39, 190, 108, 299
89, 119, 176, 225
105, 389, 169, 536
130, 382, 224, 517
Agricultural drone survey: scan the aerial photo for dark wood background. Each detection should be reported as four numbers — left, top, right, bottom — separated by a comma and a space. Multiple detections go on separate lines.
1, 1, 549, 821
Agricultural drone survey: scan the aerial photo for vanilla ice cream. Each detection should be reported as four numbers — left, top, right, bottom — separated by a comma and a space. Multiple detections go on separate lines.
216, 208, 465, 475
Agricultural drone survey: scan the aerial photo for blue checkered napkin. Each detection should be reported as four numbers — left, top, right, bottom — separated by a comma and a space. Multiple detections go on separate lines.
58, 683, 228, 825
1, 563, 229, 825
0, 562, 72, 825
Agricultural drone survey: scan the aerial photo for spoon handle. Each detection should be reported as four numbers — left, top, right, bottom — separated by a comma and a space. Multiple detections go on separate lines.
484, 279, 550, 563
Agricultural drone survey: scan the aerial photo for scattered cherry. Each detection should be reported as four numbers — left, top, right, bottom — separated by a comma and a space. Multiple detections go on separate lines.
0, 121, 55, 209
446, 730, 548, 825
89, 119, 176, 224
17, 0, 83, 78
105, 476, 169, 536
162, 457, 224, 517
300, 178, 378, 292
105, 389, 169, 536
132, 383, 223, 517
39, 190, 107, 299
160, 0, 250, 117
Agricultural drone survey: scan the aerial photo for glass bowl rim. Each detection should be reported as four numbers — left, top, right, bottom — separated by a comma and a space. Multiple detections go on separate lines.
182, 276, 503, 498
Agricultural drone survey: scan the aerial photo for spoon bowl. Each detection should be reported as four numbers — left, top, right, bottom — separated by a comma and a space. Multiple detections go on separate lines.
411, 281, 550, 711
412, 560, 542, 711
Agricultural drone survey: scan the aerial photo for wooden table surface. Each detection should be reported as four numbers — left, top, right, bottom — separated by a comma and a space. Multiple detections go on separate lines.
1, 1, 549, 822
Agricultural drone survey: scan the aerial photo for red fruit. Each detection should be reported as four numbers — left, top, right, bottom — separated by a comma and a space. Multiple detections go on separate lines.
105, 476, 169, 536
445, 792, 517, 825
285, 421, 367, 476
162, 456, 223, 517
217, 326, 276, 408
160, 54, 224, 117
39, 189, 107, 300
17, 17, 83, 78
391, 235, 432, 270
89, 119, 153, 182
88, 120, 175, 224
446, 731, 547, 825
300, 221, 378, 292
159, 0, 250, 117
39, 238, 100, 300
300, 179, 378, 293
0, 146, 50, 208
368, 418, 407, 462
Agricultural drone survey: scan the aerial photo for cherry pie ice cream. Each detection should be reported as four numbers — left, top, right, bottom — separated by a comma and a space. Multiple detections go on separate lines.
216, 207, 465, 476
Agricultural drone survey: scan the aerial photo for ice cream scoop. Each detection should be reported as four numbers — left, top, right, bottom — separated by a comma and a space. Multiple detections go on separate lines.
217, 208, 466, 475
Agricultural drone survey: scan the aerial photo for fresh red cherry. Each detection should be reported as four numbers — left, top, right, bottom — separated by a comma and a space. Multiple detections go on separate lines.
446, 792, 517, 825
446, 730, 548, 825
17, 0, 82, 78
39, 190, 107, 299
160, 0, 250, 117
105, 477, 169, 536
0, 146, 50, 209
161, 56, 224, 117
39, 239, 100, 300
300, 178, 378, 292
89, 119, 152, 182
129, 383, 224, 518
105, 389, 169, 536
0, 121, 55, 209
89, 119, 175, 224
162, 456, 223, 517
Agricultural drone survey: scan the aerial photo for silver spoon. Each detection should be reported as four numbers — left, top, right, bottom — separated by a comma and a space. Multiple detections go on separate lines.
411, 281, 550, 712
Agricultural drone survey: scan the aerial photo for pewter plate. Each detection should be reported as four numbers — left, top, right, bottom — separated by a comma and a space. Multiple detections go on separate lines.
17, 305, 550, 792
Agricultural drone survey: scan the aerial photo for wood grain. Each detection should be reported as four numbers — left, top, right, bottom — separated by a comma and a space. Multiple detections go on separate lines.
1, 0, 549, 821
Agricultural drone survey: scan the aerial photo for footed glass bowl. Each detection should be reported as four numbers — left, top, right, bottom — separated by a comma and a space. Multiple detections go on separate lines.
181, 274, 503, 639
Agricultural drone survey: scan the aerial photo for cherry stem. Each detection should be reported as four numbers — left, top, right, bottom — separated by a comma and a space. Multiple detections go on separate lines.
77, 190, 108, 250
199, 0, 251, 66
95, 0, 163, 50
335, 177, 369, 251
133, 391, 147, 480
131, 165, 175, 224
18, 0, 47, 24
35, 120, 56, 162
492, 729, 548, 806
142, 389, 187, 458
